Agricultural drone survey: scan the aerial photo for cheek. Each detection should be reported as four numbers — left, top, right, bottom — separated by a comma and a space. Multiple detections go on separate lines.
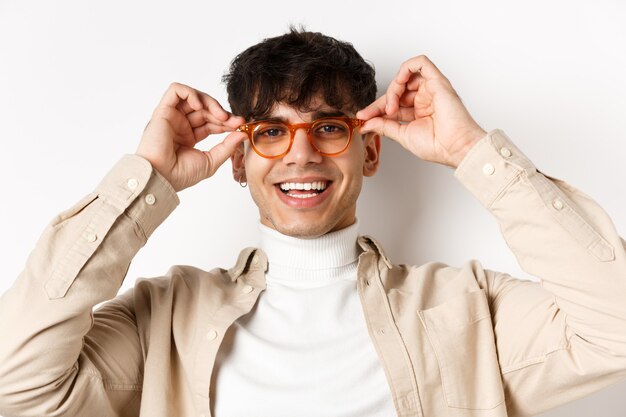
244, 153, 268, 181
336, 149, 366, 180
244, 153, 277, 202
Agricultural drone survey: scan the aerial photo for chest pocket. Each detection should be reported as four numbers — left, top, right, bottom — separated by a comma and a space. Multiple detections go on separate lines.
419, 289, 505, 410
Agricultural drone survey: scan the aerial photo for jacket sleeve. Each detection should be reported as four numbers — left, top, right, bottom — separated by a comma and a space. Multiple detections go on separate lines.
0, 155, 179, 417
454, 129, 626, 416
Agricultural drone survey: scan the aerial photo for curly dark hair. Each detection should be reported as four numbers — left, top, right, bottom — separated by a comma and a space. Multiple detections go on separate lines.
223, 27, 377, 121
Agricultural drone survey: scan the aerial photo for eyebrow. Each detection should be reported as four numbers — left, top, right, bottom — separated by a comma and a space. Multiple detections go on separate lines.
311, 110, 348, 119
254, 110, 349, 123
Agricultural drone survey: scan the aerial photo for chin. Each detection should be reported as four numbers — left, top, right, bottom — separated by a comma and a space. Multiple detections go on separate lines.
269, 220, 332, 239
264, 210, 355, 238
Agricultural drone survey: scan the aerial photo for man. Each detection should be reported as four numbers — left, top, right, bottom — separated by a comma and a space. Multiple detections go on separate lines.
0, 28, 625, 417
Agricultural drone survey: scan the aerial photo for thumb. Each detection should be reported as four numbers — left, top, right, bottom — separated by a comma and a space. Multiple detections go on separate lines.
203, 131, 248, 178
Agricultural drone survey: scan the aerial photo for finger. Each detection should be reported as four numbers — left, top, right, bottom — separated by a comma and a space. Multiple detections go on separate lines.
197, 92, 245, 130
359, 85, 418, 122
223, 113, 246, 129
149, 107, 197, 147
387, 55, 448, 115
359, 117, 404, 142
385, 77, 407, 116
204, 131, 248, 177
160, 82, 204, 111
356, 95, 387, 120
407, 73, 422, 91
187, 109, 241, 129
395, 107, 416, 123
359, 108, 414, 131
176, 100, 196, 115
395, 55, 447, 85
400, 90, 417, 107
187, 110, 209, 128
199, 92, 230, 122
192, 123, 233, 142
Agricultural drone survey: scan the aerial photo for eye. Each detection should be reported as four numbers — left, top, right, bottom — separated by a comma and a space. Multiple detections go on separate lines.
314, 121, 348, 136
320, 125, 339, 133
256, 124, 288, 139
259, 127, 283, 137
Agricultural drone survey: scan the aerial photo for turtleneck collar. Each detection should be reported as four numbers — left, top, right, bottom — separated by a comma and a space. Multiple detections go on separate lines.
258, 220, 361, 282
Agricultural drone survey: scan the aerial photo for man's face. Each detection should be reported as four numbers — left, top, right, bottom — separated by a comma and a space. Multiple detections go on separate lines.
232, 99, 381, 238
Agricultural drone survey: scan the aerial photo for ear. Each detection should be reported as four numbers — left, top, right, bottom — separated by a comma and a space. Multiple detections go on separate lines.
231, 142, 247, 183
362, 132, 381, 177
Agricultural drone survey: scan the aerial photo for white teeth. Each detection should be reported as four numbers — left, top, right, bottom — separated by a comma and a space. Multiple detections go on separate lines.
289, 193, 318, 199
279, 181, 328, 191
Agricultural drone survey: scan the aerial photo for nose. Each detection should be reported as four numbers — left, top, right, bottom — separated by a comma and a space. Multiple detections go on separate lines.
281, 127, 323, 166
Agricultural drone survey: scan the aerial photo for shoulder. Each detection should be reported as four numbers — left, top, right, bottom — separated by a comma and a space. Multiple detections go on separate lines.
132, 264, 233, 304
405, 258, 489, 280
383, 255, 493, 310
360, 233, 488, 282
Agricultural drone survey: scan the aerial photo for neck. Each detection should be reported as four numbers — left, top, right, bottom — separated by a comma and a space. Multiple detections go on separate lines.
258, 220, 361, 283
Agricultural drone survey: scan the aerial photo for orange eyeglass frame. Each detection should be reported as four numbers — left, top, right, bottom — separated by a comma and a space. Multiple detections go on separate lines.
236, 117, 365, 159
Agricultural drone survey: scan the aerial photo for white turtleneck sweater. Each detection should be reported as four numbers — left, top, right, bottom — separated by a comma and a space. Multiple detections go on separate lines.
211, 221, 396, 416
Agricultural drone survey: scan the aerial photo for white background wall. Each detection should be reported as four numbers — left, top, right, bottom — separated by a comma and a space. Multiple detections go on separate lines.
1, 1, 624, 416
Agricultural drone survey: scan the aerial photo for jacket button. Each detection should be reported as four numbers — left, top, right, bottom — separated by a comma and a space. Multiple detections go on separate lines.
145, 194, 156, 205
206, 330, 218, 340
483, 163, 495, 176
552, 199, 564, 210
127, 178, 139, 190
84, 232, 98, 243
242, 285, 254, 294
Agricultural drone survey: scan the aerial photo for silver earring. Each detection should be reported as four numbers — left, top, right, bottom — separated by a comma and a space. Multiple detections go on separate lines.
239, 179, 247, 188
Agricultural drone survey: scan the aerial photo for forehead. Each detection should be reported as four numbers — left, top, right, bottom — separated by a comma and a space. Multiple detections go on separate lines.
263, 100, 354, 122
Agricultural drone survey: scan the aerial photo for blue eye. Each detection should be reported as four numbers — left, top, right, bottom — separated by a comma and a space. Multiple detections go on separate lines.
321, 125, 339, 133
257, 125, 287, 138
314, 121, 347, 137
253, 123, 289, 147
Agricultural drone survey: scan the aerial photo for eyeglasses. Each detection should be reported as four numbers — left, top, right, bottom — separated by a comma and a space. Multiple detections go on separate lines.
237, 117, 365, 159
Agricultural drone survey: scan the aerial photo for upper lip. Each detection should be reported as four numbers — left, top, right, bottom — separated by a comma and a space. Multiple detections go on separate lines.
274, 176, 332, 184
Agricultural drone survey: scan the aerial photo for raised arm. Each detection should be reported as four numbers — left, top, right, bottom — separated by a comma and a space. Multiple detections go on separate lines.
0, 83, 246, 416
359, 56, 626, 415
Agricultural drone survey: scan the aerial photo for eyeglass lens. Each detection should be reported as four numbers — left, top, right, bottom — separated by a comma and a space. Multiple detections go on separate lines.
252, 119, 350, 157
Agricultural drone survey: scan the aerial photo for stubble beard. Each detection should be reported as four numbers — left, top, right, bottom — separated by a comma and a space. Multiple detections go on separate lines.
252, 179, 362, 238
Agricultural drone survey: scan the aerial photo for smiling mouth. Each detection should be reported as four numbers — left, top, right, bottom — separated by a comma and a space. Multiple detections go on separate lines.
277, 181, 330, 199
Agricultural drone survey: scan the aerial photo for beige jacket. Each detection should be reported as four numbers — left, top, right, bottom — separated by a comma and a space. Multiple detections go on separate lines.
0, 129, 625, 417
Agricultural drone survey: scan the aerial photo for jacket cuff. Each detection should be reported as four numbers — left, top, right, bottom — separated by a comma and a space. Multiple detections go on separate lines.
454, 129, 536, 208
96, 154, 179, 240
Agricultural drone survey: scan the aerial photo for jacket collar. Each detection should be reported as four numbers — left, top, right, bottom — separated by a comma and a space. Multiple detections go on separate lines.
227, 234, 392, 282
227, 247, 268, 282
357, 235, 393, 269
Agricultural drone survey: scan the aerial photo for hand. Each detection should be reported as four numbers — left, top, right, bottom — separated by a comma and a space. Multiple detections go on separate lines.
136, 82, 247, 192
356, 55, 487, 169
